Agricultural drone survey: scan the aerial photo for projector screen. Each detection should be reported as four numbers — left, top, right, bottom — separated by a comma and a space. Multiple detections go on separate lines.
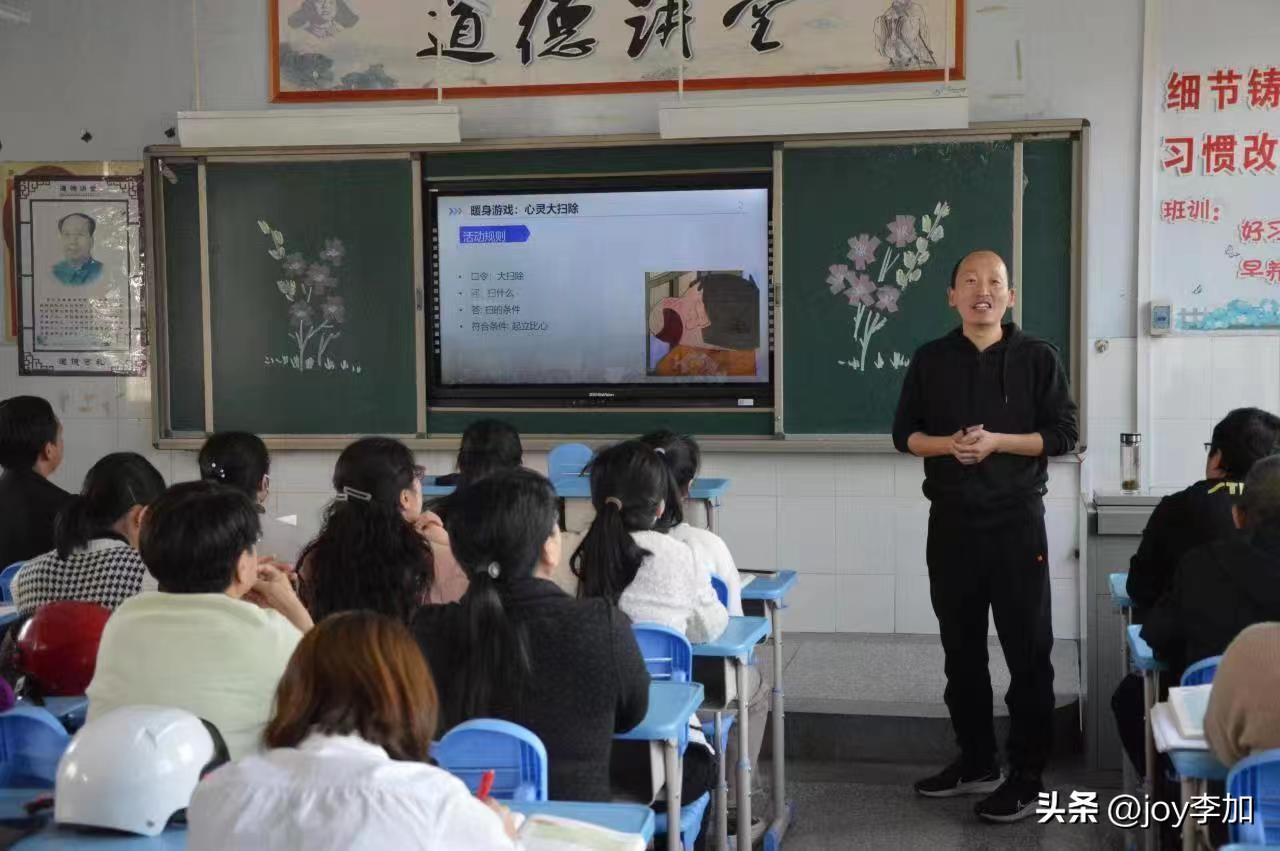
431, 182, 771, 404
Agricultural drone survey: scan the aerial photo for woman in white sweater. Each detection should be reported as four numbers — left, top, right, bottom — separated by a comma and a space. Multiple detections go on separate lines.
572, 440, 727, 833
188, 610, 515, 851
571, 440, 728, 644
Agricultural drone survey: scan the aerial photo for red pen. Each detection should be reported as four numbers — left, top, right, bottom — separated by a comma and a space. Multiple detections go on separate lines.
476, 769, 495, 800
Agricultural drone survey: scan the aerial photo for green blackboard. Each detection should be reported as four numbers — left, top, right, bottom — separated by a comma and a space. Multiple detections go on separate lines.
162, 162, 205, 433
1022, 139, 1074, 366
205, 159, 419, 435
782, 142, 1016, 434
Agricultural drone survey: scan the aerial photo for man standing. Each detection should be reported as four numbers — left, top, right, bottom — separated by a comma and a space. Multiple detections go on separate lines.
892, 250, 1078, 823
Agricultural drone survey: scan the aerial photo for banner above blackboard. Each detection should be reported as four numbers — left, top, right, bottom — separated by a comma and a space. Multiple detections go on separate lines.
270, 0, 964, 101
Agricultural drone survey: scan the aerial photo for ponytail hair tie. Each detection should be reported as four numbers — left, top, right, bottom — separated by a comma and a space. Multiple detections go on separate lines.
336, 486, 372, 502
486, 562, 501, 579
654, 447, 666, 455
605, 496, 623, 511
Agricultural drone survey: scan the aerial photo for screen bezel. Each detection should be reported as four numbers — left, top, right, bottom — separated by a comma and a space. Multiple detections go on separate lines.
425, 172, 774, 409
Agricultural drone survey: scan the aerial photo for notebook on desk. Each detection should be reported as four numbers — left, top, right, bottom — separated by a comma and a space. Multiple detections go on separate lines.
518, 815, 645, 851
1169, 685, 1213, 740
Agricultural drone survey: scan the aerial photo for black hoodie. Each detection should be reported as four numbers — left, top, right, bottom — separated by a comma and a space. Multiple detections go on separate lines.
892, 323, 1078, 524
1141, 528, 1280, 675
1126, 479, 1242, 619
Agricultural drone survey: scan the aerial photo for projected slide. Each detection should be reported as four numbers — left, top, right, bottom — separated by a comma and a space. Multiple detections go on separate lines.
435, 188, 769, 386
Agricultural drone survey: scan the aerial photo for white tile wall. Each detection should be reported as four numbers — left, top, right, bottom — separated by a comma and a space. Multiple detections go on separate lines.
1151, 337, 1214, 421
1209, 337, 1280, 415
836, 574, 896, 633
1151, 420, 1212, 490
834, 498, 896, 575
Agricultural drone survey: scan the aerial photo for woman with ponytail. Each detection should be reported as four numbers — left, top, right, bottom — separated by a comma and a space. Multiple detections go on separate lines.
13, 452, 165, 617
412, 468, 649, 802
640, 430, 744, 616
640, 430, 770, 839
572, 440, 728, 644
299, 438, 445, 623
198, 432, 307, 567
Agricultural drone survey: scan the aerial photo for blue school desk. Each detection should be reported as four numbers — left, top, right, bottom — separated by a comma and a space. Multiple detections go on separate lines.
693, 615, 770, 851
615, 680, 705, 851
741, 571, 798, 851
1151, 701, 1229, 851
509, 799, 656, 842
15, 697, 89, 732
0, 789, 185, 849
0, 792, 657, 848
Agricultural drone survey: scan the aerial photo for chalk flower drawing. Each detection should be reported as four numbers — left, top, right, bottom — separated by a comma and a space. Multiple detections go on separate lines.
847, 234, 882, 271
258, 220, 362, 374
827, 200, 950, 372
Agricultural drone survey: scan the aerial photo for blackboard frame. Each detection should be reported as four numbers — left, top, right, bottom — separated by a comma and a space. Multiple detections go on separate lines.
144, 121, 1087, 451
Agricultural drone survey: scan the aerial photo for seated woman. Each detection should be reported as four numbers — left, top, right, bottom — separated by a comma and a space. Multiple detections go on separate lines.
199, 431, 308, 567
572, 440, 728, 812
413, 469, 649, 802
1206, 622, 1280, 766
87, 481, 312, 759
299, 437, 458, 617
188, 611, 516, 850
13, 452, 165, 617
573, 440, 728, 644
434, 419, 523, 488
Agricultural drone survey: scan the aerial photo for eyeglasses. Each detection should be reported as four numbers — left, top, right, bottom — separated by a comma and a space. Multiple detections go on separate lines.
1205, 443, 1213, 454
414, 465, 427, 481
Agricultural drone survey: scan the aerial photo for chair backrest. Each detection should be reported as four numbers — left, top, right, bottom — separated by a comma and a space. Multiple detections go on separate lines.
1228, 746, 1280, 845
632, 623, 692, 683
0, 706, 70, 788
432, 719, 548, 802
0, 562, 24, 604
547, 443, 593, 480
710, 575, 728, 608
1181, 655, 1223, 686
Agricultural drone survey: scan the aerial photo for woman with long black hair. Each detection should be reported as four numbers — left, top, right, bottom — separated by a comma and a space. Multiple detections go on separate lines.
299, 438, 436, 623
412, 468, 649, 802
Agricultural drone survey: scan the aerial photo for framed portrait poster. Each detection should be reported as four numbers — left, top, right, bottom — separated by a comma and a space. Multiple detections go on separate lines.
2, 161, 141, 342
270, 0, 965, 102
13, 175, 147, 376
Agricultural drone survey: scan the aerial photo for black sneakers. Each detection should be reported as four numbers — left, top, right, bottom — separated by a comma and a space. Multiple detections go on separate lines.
913, 760, 1004, 798
973, 774, 1045, 823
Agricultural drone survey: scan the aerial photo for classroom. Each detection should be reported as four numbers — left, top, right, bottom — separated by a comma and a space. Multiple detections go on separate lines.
0, 0, 1278, 848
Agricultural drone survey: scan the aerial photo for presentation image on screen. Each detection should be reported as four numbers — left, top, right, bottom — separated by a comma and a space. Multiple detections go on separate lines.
433, 186, 770, 393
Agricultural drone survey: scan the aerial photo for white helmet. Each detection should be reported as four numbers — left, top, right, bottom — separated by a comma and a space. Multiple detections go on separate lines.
55, 705, 228, 836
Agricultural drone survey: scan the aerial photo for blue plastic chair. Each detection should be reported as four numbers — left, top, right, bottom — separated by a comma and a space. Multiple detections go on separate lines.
432, 719, 548, 802
655, 790, 712, 851
1228, 747, 1280, 845
0, 563, 23, 604
1182, 655, 1222, 686
0, 706, 70, 788
633, 624, 693, 683
548, 443, 593, 480
710, 575, 729, 608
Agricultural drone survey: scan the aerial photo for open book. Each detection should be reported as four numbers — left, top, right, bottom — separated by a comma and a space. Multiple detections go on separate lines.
518, 815, 646, 851
1169, 684, 1213, 740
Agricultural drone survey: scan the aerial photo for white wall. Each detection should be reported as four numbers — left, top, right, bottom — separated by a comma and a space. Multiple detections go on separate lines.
0, 0, 1155, 638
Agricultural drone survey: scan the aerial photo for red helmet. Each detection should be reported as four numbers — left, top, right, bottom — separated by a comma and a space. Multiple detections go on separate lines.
16, 602, 112, 696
